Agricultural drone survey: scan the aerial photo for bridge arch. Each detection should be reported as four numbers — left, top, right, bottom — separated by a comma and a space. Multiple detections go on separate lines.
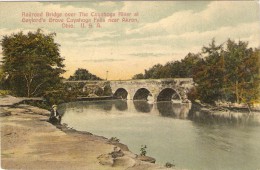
113, 88, 128, 99
157, 88, 181, 102
133, 88, 153, 101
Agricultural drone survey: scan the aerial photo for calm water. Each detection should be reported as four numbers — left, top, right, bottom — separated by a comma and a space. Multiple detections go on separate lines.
60, 100, 260, 170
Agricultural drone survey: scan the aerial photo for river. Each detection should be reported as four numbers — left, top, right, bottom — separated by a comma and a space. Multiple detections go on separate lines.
59, 100, 260, 170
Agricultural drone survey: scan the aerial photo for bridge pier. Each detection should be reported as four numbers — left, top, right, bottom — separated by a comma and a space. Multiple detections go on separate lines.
127, 93, 132, 100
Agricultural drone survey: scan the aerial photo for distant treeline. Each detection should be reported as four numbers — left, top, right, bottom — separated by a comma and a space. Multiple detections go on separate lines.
132, 39, 260, 105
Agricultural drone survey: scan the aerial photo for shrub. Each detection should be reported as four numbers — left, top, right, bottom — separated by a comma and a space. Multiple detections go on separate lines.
165, 161, 175, 168
0, 90, 11, 96
140, 145, 147, 156
108, 137, 120, 143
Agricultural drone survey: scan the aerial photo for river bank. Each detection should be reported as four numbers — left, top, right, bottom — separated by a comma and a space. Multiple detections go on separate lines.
0, 96, 175, 170
188, 101, 260, 125
2, 96, 259, 170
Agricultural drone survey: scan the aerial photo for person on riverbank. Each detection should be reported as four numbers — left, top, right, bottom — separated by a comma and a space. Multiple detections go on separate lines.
49, 104, 61, 124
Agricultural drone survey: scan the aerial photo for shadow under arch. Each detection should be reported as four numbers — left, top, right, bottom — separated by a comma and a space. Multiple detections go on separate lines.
133, 88, 153, 101
157, 88, 181, 102
113, 88, 128, 99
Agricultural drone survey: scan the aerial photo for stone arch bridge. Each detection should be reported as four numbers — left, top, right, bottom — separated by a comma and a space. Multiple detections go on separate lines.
64, 78, 194, 103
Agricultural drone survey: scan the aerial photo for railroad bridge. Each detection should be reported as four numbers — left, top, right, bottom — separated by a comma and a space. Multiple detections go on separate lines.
64, 78, 194, 103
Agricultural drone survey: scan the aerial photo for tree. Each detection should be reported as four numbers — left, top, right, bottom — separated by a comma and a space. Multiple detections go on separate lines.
132, 73, 145, 79
0, 64, 5, 89
68, 68, 102, 80
1, 29, 65, 97
144, 64, 164, 79
223, 39, 259, 104
180, 53, 202, 77
132, 53, 201, 80
193, 39, 224, 103
239, 48, 259, 106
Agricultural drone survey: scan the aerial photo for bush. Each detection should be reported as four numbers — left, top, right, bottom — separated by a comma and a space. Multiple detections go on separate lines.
23, 100, 50, 110
43, 88, 78, 106
165, 161, 175, 168
108, 137, 120, 143
0, 90, 11, 96
140, 145, 147, 156
187, 87, 198, 102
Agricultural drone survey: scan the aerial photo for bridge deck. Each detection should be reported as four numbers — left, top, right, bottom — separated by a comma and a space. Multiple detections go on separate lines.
64, 78, 193, 83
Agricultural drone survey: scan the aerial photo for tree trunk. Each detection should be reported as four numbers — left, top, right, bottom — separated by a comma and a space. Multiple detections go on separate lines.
27, 87, 30, 97
24, 75, 31, 97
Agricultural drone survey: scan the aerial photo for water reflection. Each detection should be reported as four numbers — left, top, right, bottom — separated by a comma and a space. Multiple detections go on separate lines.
157, 102, 191, 119
59, 100, 259, 126
114, 100, 128, 111
157, 102, 178, 117
187, 104, 259, 126
96, 101, 113, 111
58, 101, 112, 117
133, 101, 153, 113
94, 101, 113, 110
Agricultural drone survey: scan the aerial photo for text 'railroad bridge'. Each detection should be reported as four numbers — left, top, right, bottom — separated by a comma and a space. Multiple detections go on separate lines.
64, 78, 194, 103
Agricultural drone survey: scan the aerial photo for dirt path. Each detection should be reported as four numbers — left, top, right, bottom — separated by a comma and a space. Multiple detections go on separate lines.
1, 104, 172, 170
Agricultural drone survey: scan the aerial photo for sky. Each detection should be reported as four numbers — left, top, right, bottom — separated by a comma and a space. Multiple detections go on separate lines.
0, 1, 259, 80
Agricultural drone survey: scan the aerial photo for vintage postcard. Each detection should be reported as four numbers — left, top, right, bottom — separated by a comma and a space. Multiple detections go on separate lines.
0, 1, 260, 170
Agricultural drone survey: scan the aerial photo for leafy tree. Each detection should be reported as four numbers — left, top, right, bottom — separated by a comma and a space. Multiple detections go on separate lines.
132, 73, 145, 79
144, 64, 164, 79
0, 64, 5, 89
132, 53, 201, 79
180, 53, 202, 77
166, 53, 202, 78
193, 39, 224, 103
1, 29, 65, 97
223, 40, 259, 104
68, 68, 102, 80
240, 48, 260, 106
43, 84, 78, 106
165, 61, 182, 78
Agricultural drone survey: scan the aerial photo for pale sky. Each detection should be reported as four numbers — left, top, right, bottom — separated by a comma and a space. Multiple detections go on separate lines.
0, 1, 259, 80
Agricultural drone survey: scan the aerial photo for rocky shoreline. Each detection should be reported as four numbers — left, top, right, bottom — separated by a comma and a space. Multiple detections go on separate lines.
0, 97, 175, 170
188, 101, 260, 125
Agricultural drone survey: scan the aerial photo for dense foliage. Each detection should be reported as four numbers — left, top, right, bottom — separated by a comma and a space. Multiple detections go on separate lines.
68, 68, 102, 81
0, 64, 6, 90
132, 39, 260, 105
132, 53, 201, 79
1, 29, 65, 97
43, 85, 78, 106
